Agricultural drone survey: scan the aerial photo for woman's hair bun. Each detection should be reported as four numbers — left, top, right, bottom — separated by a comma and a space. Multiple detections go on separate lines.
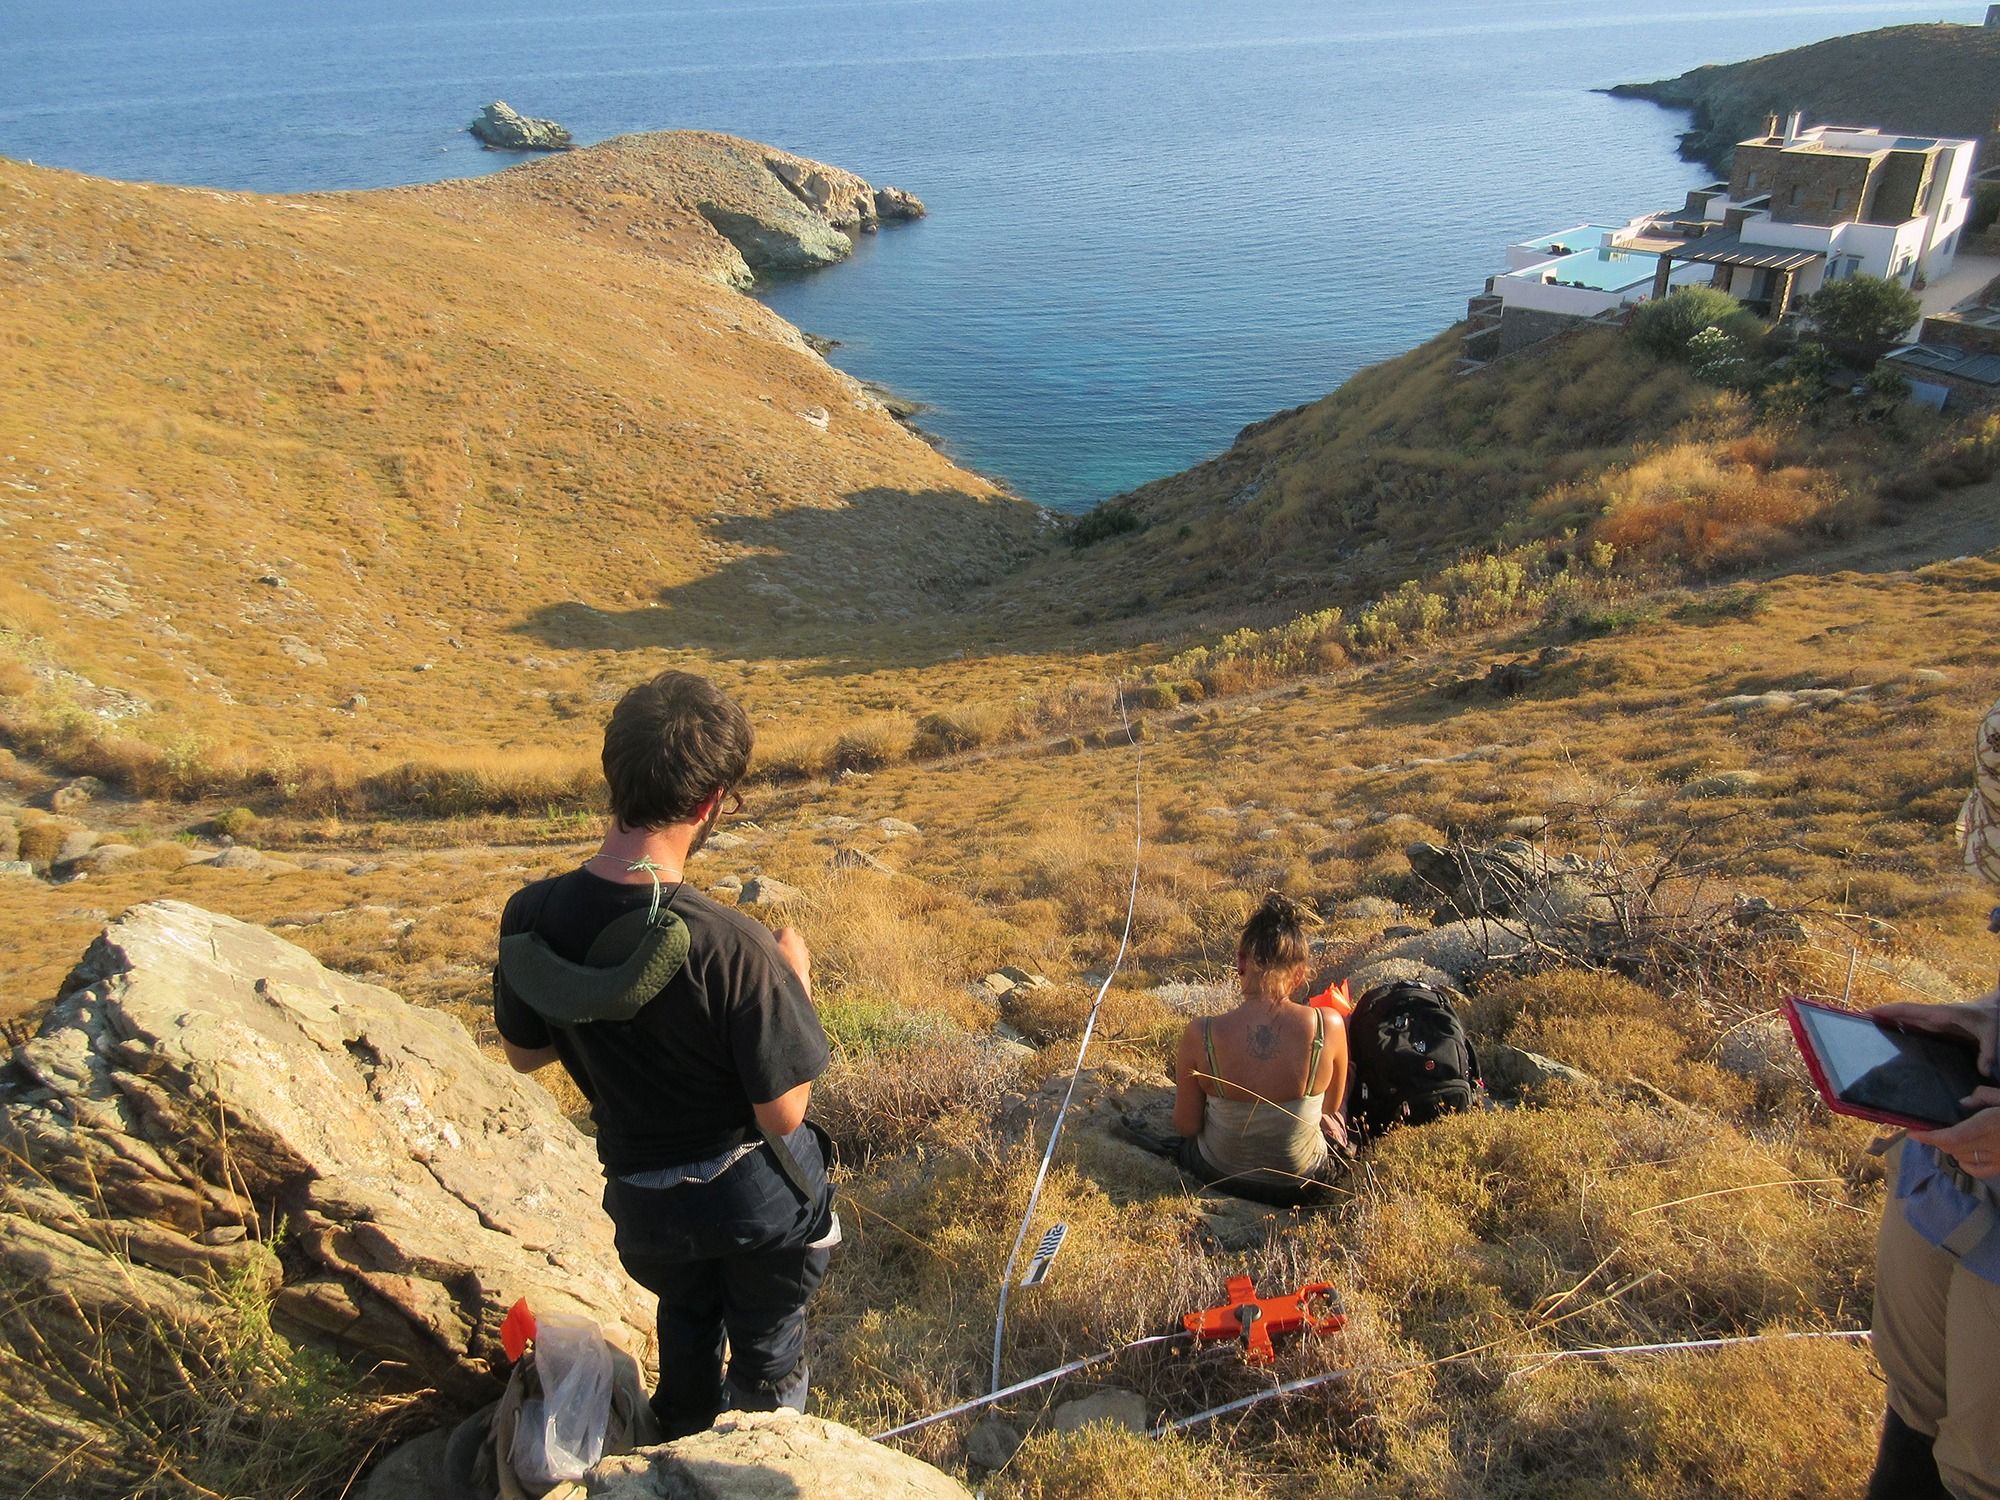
1239, 890, 1314, 970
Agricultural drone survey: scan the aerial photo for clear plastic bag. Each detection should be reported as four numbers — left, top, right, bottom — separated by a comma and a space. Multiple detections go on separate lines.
506, 1313, 615, 1488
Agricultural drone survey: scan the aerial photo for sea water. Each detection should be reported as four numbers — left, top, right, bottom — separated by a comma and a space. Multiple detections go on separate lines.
0, 0, 1981, 509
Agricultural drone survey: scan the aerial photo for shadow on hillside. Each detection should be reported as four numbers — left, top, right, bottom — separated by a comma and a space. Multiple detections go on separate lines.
509, 486, 1053, 672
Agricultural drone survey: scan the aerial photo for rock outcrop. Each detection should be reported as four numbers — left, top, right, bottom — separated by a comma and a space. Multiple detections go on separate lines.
2, 901, 653, 1411
469, 100, 575, 152
1405, 837, 1614, 929
462, 131, 930, 282
698, 147, 926, 276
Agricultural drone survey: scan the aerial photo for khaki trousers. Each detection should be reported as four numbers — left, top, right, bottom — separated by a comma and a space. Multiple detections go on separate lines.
1875, 1171, 2000, 1500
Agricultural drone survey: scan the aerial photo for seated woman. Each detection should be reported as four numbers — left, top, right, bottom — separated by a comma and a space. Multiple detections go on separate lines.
1172, 894, 1348, 1206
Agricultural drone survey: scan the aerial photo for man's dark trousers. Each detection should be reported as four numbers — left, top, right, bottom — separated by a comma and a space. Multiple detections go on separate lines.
603, 1129, 832, 1439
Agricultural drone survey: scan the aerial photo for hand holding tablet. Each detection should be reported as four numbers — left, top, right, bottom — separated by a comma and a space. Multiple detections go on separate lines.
1783, 996, 1999, 1133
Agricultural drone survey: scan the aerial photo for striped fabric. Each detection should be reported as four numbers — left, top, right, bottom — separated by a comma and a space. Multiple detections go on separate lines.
1962, 697, 2000, 888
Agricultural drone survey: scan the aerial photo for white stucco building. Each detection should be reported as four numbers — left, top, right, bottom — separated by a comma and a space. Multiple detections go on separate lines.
1466, 115, 1980, 361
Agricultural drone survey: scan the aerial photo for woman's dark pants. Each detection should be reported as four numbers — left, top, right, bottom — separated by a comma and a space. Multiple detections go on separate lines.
603, 1132, 832, 1441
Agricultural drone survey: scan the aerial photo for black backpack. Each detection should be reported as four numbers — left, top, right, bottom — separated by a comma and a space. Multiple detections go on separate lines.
1347, 981, 1483, 1140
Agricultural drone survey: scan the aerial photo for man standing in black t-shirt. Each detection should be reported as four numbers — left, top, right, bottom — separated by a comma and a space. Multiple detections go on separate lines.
492, 671, 834, 1439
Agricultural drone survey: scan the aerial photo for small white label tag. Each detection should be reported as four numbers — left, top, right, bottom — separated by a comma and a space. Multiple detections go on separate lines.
1020, 1223, 1068, 1286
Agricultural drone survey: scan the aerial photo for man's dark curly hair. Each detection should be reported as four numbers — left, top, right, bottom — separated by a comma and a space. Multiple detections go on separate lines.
601, 671, 752, 829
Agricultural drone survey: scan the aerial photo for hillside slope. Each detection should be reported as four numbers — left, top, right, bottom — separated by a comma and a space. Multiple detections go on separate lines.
1609, 22, 2000, 175
0, 137, 1049, 797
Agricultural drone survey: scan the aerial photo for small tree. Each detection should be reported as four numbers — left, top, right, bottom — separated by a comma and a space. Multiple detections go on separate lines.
1803, 274, 1922, 360
1630, 285, 1748, 359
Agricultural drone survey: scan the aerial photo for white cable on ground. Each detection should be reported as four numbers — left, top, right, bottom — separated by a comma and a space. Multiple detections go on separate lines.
874, 1332, 1188, 1441
988, 684, 1145, 1394
1150, 1328, 1872, 1436
1503, 1327, 1870, 1372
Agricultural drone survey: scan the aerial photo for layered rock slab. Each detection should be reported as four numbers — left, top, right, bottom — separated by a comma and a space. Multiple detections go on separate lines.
2, 900, 653, 1403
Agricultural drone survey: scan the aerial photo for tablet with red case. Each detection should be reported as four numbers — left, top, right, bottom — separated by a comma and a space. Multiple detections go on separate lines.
1783, 995, 1988, 1131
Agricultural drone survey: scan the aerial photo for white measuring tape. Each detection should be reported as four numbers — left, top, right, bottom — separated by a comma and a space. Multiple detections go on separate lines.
875, 1326, 1871, 1445
1150, 1328, 1873, 1436
988, 684, 1145, 1393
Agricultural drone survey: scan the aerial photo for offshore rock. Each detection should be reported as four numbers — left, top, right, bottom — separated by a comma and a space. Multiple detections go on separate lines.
1, 901, 652, 1407
873, 185, 927, 221
469, 101, 575, 152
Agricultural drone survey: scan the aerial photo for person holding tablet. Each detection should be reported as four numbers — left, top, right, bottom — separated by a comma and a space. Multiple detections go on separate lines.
1862, 696, 2000, 1500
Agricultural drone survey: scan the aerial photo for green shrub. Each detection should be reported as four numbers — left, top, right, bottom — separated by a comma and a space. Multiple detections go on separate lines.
1803, 275, 1922, 359
1352, 581, 1448, 653
1919, 412, 2000, 490
213, 806, 261, 839
1973, 184, 2000, 235
1631, 286, 1749, 360
1860, 363, 1912, 412
1067, 503, 1140, 548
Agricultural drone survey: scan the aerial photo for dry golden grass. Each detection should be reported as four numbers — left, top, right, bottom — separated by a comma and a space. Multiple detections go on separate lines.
0, 149, 1115, 806
5, 534, 1995, 1495
1593, 441, 1872, 572
8, 140, 2000, 1500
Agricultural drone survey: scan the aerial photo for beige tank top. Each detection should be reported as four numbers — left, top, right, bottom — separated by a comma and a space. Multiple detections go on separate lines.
1196, 1010, 1332, 1190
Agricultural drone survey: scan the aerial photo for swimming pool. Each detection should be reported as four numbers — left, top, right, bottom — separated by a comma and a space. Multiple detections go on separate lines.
1514, 245, 1659, 292
1519, 223, 1623, 256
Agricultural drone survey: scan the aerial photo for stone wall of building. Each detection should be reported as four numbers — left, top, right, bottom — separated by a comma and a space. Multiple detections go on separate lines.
1918, 314, 2000, 357
1772, 153, 1876, 225
1498, 305, 1589, 357
1867, 150, 1936, 224
1890, 362, 2000, 411
1727, 143, 1786, 203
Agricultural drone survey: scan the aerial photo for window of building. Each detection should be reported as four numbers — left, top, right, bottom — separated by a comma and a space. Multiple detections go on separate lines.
1745, 170, 1761, 192
1833, 188, 1851, 212
1788, 185, 1803, 207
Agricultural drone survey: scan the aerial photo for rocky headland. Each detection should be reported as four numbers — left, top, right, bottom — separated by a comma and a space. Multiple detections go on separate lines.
1607, 21, 2000, 174
446, 129, 926, 281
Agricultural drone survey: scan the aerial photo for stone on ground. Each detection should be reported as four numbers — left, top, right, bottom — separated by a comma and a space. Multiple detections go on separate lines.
965, 1414, 1024, 1470
738, 875, 803, 907
1482, 1043, 1597, 1100
584, 1409, 970, 1498
355, 1427, 451, 1500
1049, 1388, 1150, 1435
1715, 1014, 1804, 1082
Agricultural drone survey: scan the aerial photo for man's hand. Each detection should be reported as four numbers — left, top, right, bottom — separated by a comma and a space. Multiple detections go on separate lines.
775, 927, 813, 1000
1912, 1088, 2000, 1180
1869, 996, 1999, 1077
